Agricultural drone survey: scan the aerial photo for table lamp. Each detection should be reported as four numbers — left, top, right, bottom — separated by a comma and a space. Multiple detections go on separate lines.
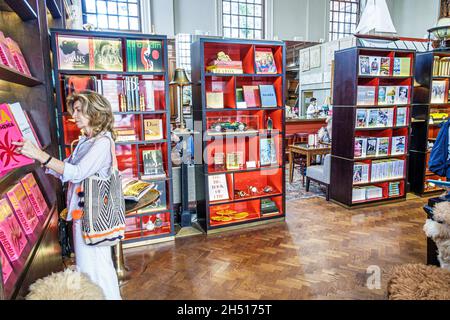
170, 68, 192, 133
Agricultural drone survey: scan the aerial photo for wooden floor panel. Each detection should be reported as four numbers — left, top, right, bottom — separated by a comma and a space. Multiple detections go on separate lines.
121, 197, 428, 300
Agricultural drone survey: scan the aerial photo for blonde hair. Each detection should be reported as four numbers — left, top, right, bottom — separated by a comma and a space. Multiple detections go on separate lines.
66, 90, 116, 140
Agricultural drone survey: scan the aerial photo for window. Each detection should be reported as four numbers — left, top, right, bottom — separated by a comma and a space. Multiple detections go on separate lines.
175, 34, 193, 106
329, 0, 360, 41
82, 0, 141, 31
222, 0, 264, 39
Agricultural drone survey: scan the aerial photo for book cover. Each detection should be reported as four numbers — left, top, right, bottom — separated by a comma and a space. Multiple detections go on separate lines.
357, 86, 376, 105
64, 75, 97, 97
376, 137, 390, 156
93, 38, 123, 71
385, 86, 397, 105
367, 109, 379, 127
366, 138, 377, 156
5, 37, 31, 76
57, 35, 91, 70
226, 152, 240, 170
0, 198, 28, 262
396, 86, 409, 104
255, 48, 277, 74
369, 56, 381, 76
378, 86, 387, 105
0, 249, 12, 284
206, 92, 224, 109
8, 102, 40, 147
380, 57, 390, 76
6, 184, 39, 235
20, 173, 49, 218
260, 137, 277, 166
359, 56, 370, 75
142, 149, 165, 178
236, 88, 247, 109
377, 108, 393, 127
0, 32, 17, 69
122, 178, 154, 201
208, 174, 229, 202
354, 138, 367, 158
0, 103, 34, 173
396, 107, 407, 126
144, 119, 163, 141
393, 57, 411, 76
353, 163, 369, 183
391, 136, 406, 155
137, 180, 167, 213
259, 85, 277, 107
126, 39, 163, 72
356, 109, 368, 128
99, 79, 122, 112
243, 85, 261, 107
431, 80, 447, 104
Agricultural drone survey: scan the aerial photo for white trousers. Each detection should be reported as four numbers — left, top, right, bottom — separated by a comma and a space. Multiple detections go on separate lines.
73, 220, 122, 300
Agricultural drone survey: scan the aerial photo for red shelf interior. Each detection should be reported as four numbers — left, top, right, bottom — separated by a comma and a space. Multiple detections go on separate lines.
233, 168, 283, 200
114, 114, 141, 141
205, 76, 236, 108
209, 200, 260, 227
236, 76, 283, 107
138, 143, 169, 179
124, 212, 171, 240
204, 42, 254, 73
116, 144, 138, 178
352, 180, 405, 204
255, 45, 283, 74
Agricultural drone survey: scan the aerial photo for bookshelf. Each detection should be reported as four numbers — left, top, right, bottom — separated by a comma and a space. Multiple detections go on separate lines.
192, 37, 286, 232
50, 29, 175, 247
409, 51, 450, 195
331, 47, 415, 208
0, 0, 62, 300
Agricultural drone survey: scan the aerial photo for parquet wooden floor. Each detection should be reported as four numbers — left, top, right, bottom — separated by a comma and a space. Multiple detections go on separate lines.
120, 197, 428, 300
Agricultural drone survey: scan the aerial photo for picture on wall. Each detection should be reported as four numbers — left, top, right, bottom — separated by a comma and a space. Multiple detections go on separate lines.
310, 46, 321, 69
326, 41, 339, 66
300, 49, 310, 72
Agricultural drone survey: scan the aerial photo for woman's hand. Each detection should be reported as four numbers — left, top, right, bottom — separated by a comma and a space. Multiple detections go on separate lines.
12, 139, 47, 163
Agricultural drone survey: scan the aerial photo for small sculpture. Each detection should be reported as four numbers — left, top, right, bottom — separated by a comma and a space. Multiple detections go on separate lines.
217, 51, 232, 62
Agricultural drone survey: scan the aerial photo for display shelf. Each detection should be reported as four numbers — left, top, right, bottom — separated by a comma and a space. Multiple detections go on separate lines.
193, 37, 286, 232
50, 29, 174, 246
331, 47, 414, 208
0, 64, 42, 86
2, 0, 37, 21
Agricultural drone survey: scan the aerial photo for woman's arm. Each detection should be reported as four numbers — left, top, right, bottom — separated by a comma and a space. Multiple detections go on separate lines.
12, 140, 65, 174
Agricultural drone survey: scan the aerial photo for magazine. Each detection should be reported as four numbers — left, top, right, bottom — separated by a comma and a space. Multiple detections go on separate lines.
354, 138, 367, 158
376, 137, 389, 156
369, 56, 381, 76
359, 56, 370, 75
255, 48, 277, 74
122, 178, 155, 201
366, 138, 377, 156
396, 86, 409, 104
380, 57, 390, 76
431, 80, 447, 104
391, 136, 406, 155
356, 109, 367, 128
396, 107, 407, 126
367, 109, 379, 127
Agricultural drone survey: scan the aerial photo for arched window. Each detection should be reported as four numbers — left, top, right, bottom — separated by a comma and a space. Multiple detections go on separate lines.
222, 0, 265, 39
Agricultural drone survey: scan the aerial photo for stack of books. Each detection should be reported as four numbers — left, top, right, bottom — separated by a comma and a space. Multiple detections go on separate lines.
388, 181, 401, 197
370, 159, 404, 182
433, 56, 450, 76
0, 32, 31, 76
352, 186, 383, 202
261, 199, 279, 215
206, 56, 243, 74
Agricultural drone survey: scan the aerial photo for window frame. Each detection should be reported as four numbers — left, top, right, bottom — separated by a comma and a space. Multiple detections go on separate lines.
329, 0, 360, 41
221, 0, 266, 40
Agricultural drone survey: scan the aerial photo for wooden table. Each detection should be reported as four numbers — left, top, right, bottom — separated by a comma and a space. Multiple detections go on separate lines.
288, 143, 331, 183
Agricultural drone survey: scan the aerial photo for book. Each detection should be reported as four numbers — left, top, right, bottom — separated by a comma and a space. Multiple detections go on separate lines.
395, 86, 409, 104
366, 138, 377, 157
64, 75, 97, 98
208, 174, 229, 202
93, 38, 123, 71
8, 102, 40, 147
6, 184, 39, 235
0, 198, 28, 262
57, 35, 91, 70
385, 86, 397, 105
396, 107, 407, 126
5, 37, 31, 76
376, 137, 389, 156
137, 180, 167, 214
0, 32, 17, 69
353, 162, 369, 183
140, 80, 165, 111
393, 57, 411, 76
20, 173, 49, 218
431, 80, 447, 104
357, 86, 376, 105
356, 109, 368, 128
144, 119, 163, 141
391, 136, 406, 155
367, 109, 379, 127
370, 159, 404, 182
377, 108, 394, 127
260, 137, 277, 166
369, 56, 381, 75
236, 88, 247, 108
122, 178, 154, 201
378, 86, 387, 105
0, 103, 34, 173
226, 152, 243, 170
359, 56, 370, 75
243, 85, 261, 107
380, 57, 390, 76
388, 182, 401, 197
354, 137, 367, 158
259, 85, 277, 107
126, 39, 163, 72
352, 187, 366, 202
98, 79, 122, 112
142, 149, 166, 179
365, 186, 383, 199
0, 249, 12, 284
206, 92, 224, 109
255, 48, 277, 74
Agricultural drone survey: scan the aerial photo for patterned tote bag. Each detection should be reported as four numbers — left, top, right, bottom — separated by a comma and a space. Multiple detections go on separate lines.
81, 136, 126, 246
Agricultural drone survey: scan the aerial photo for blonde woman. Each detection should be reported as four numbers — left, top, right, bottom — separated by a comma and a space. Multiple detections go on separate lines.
13, 91, 122, 300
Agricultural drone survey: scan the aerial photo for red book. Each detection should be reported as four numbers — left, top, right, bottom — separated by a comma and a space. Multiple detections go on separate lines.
0, 248, 13, 284
20, 173, 49, 218
6, 184, 39, 235
243, 85, 261, 107
5, 37, 31, 76
0, 104, 34, 173
0, 32, 17, 69
0, 198, 28, 262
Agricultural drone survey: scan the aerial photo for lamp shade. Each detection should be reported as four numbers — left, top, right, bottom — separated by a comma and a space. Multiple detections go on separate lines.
170, 68, 191, 86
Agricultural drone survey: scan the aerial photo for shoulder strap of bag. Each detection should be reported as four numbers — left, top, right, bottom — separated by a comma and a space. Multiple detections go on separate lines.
106, 135, 118, 171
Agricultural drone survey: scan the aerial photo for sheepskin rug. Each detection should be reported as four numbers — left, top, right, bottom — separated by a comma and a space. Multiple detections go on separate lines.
26, 269, 105, 300
387, 264, 450, 300
424, 201, 450, 271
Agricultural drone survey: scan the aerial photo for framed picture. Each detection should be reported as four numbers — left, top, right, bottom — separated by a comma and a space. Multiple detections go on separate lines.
310, 46, 321, 69
326, 41, 340, 66
300, 49, 310, 72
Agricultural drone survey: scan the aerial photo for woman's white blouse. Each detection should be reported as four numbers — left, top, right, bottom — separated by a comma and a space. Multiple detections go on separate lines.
47, 132, 112, 220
